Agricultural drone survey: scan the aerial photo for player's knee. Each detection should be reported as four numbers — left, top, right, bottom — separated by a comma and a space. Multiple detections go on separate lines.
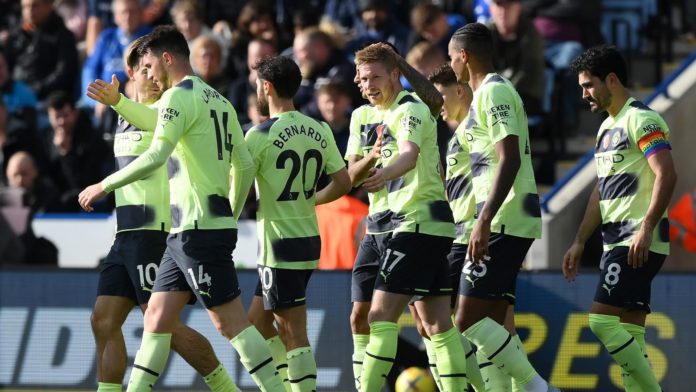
588, 313, 619, 342
90, 310, 121, 337
415, 322, 429, 338
350, 308, 370, 333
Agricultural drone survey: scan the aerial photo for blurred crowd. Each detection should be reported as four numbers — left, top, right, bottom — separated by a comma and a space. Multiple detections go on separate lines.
0, 0, 612, 264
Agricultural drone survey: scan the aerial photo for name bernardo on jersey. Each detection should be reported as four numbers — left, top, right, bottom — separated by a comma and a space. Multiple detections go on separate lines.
272, 124, 329, 149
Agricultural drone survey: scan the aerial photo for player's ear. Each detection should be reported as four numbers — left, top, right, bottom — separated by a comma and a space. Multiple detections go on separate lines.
162, 51, 173, 66
126, 67, 135, 81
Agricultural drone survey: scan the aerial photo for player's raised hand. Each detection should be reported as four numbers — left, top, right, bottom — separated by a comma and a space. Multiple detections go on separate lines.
628, 227, 651, 268
78, 183, 107, 212
562, 242, 584, 282
369, 129, 383, 160
86, 74, 121, 106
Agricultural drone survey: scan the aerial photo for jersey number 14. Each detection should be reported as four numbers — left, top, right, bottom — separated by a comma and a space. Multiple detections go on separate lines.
211, 110, 233, 162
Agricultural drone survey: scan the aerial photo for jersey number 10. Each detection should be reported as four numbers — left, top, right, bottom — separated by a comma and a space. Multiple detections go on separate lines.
276, 149, 323, 201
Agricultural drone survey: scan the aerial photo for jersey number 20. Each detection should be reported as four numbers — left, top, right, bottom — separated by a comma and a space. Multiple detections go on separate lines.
276, 149, 323, 201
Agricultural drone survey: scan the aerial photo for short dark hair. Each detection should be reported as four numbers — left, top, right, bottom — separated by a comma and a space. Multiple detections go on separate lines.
428, 63, 457, 86
138, 25, 190, 60
317, 81, 351, 98
46, 91, 75, 110
253, 56, 302, 99
450, 23, 493, 61
570, 45, 628, 86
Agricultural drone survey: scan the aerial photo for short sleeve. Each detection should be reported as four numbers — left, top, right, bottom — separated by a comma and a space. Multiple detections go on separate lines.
345, 107, 365, 159
629, 110, 671, 158
482, 84, 521, 144
245, 128, 267, 172
321, 122, 347, 175
155, 89, 187, 147
394, 103, 431, 147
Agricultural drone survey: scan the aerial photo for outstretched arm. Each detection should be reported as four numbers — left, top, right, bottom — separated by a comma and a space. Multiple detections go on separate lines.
87, 75, 158, 131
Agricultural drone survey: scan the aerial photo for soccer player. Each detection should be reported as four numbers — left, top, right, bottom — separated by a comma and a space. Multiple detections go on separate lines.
345, 46, 448, 391
78, 26, 284, 392
355, 43, 468, 392
427, 63, 488, 392
448, 23, 558, 392
244, 55, 351, 392
564, 45, 676, 391
90, 37, 237, 392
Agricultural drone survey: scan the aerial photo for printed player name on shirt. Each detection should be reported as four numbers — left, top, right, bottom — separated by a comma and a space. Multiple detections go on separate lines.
272, 124, 330, 149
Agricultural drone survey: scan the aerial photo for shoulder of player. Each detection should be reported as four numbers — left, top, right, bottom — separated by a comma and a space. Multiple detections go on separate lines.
394, 93, 430, 117
247, 117, 280, 135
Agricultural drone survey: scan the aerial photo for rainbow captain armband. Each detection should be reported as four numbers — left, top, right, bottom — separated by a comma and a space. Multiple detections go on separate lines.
637, 130, 671, 158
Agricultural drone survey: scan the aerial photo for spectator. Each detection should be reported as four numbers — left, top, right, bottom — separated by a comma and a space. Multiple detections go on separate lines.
228, 38, 277, 126
0, 97, 42, 177
487, 0, 545, 116
42, 91, 111, 212
85, 0, 169, 56
316, 188, 369, 270
0, 51, 38, 120
523, 0, 602, 127
403, 41, 447, 90
3, 0, 80, 102
5, 151, 60, 214
55, 0, 88, 41
316, 82, 353, 156
409, 1, 466, 54
81, 0, 151, 109
171, 0, 212, 46
345, 0, 411, 57
190, 35, 232, 96
228, 0, 284, 79
4, 151, 59, 264
293, 27, 359, 116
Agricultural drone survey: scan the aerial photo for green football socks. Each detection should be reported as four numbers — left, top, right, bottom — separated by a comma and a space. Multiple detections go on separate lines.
360, 321, 398, 392
97, 382, 122, 392
423, 337, 444, 391
126, 332, 172, 392
589, 314, 659, 391
352, 334, 370, 390
620, 322, 649, 391
287, 347, 317, 392
511, 334, 526, 392
230, 326, 285, 392
267, 336, 291, 391
477, 349, 512, 392
204, 363, 238, 392
463, 318, 538, 387
461, 335, 485, 392
430, 327, 468, 391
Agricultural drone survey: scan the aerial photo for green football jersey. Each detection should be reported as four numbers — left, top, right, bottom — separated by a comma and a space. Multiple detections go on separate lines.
112, 105, 171, 233
594, 97, 671, 255
465, 73, 541, 239
378, 91, 455, 238
345, 104, 393, 234
103, 76, 254, 233
246, 111, 346, 269
446, 121, 476, 244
